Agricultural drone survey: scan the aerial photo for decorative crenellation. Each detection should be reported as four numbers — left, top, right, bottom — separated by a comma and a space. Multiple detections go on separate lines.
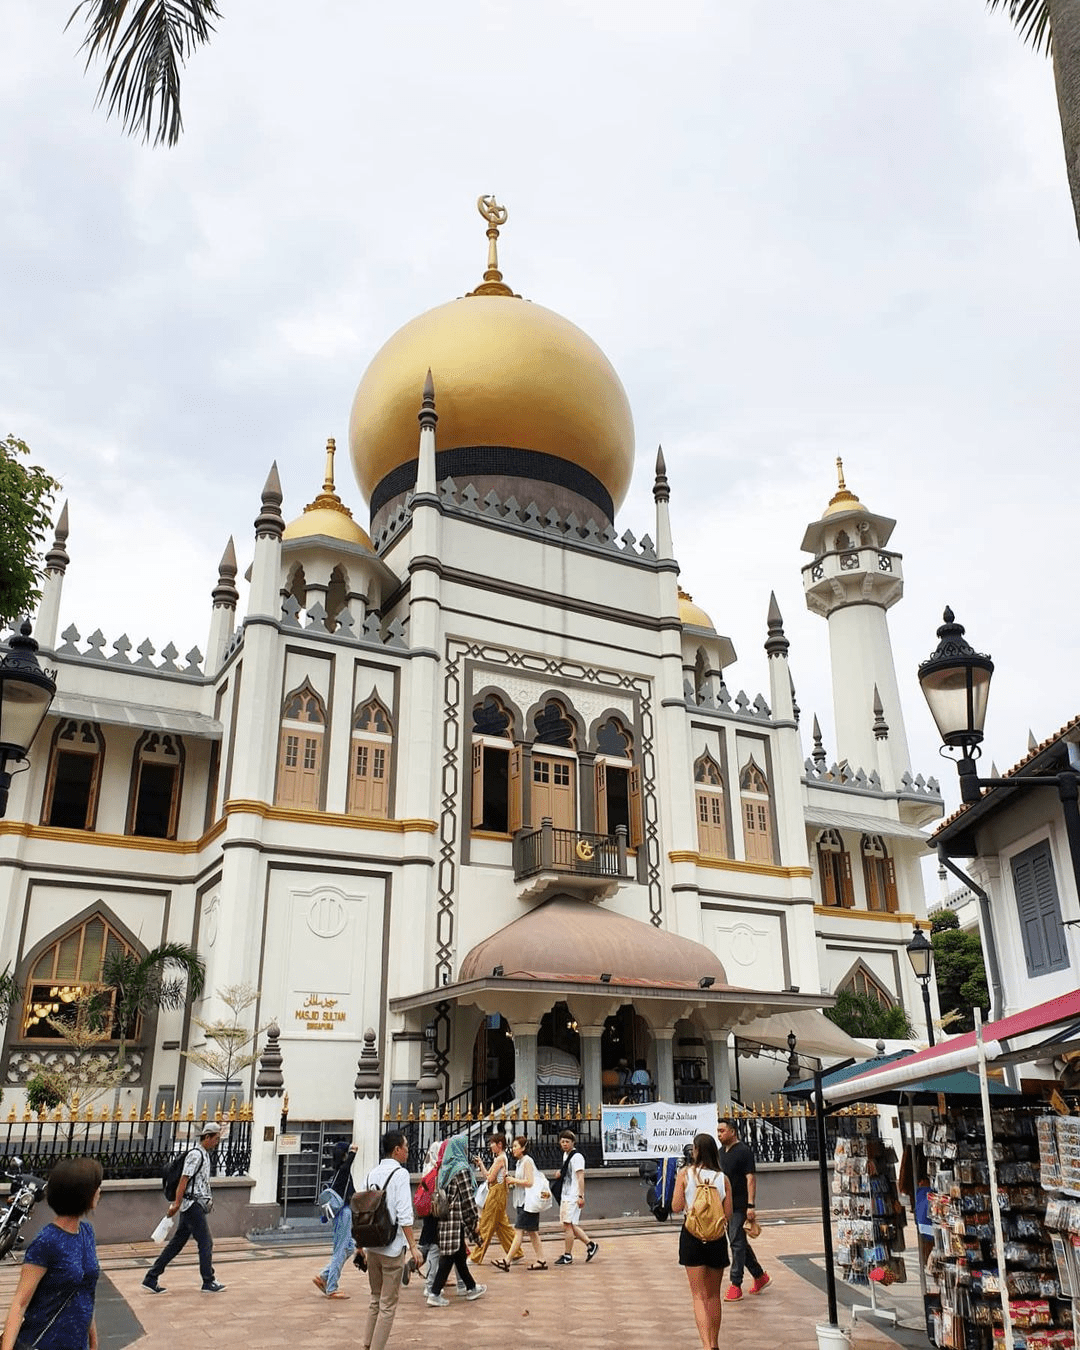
684, 679, 771, 721
279, 596, 408, 648
53, 626, 204, 677
801, 758, 941, 798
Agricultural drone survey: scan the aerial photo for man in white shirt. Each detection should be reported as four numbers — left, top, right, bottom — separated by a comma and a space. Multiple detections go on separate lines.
359, 1130, 424, 1350
553, 1129, 598, 1266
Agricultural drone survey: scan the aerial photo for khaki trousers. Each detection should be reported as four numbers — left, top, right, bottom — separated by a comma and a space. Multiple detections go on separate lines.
363, 1249, 406, 1350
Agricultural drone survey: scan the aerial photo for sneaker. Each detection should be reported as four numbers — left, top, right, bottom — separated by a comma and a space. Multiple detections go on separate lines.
142, 1277, 165, 1294
465, 1283, 487, 1301
554, 1254, 573, 1266
724, 1285, 743, 1302
585, 1241, 599, 1263
201, 1281, 226, 1293
426, 1294, 450, 1308
750, 1273, 771, 1295
454, 1284, 470, 1296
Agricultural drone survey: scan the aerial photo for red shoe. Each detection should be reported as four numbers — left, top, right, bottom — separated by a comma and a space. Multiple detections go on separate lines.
750, 1273, 771, 1295
724, 1285, 743, 1302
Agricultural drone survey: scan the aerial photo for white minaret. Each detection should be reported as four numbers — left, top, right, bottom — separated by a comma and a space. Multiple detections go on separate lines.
800, 460, 910, 786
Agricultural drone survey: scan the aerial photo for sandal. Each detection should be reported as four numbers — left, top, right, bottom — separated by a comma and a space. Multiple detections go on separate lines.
492, 1259, 510, 1273
527, 1261, 548, 1271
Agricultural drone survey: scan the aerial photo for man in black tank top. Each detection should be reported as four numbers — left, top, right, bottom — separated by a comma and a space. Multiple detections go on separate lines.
717, 1118, 770, 1301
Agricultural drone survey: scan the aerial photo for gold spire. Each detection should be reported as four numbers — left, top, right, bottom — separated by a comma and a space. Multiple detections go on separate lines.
321, 437, 337, 495
466, 195, 520, 298
302, 437, 353, 518
824, 455, 861, 516
282, 435, 374, 548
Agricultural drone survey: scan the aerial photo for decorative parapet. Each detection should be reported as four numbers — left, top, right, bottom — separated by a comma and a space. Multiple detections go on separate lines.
279, 597, 408, 648
52, 626, 204, 677
802, 759, 942, 799
684, 679, 771, 721
5, 1046, 143, 1087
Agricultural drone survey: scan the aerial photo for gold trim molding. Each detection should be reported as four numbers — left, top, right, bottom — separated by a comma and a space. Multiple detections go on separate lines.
813, 904, 920, 924
667, 851, 813, 879
223, 800, 437, 833
0, 817, 227, 855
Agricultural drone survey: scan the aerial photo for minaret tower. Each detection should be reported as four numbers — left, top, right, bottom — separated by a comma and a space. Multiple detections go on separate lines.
800, 460, 910, 786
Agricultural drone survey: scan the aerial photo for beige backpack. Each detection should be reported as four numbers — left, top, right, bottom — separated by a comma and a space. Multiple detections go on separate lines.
685, 1169, 727, 1242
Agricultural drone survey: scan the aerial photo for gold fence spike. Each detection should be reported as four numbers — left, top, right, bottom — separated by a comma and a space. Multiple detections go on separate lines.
5, 1107, 14, 1124
185, 1104, 195, 1122
407, 1102, 415, 1122
228, 1097, 238, 1120
465, 1109, 473, 1123
454, 1104, 461, 1120
396, 1103, 403, 1122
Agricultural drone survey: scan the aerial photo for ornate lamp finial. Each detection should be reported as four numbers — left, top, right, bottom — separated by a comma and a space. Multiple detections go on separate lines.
467, 195, 519, 298
323, 437, 337, 495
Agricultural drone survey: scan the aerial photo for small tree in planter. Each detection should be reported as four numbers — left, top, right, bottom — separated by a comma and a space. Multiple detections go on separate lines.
182, 985, 269, 1110
25, 1070, 66, 1115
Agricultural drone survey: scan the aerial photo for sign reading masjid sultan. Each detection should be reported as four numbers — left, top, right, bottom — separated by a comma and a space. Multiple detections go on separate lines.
293, 993, 347, 1032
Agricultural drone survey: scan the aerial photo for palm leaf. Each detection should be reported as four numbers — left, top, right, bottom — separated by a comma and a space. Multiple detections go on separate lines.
987, 0, 1053, 55
67, 1, 221, 147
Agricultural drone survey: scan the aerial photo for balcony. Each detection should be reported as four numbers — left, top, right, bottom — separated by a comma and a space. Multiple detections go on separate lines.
512, 820, 628, 901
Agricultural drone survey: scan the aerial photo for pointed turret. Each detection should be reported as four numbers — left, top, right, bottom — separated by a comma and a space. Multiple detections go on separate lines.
653, 445, 673, 561
248, 463, 285, 618
255, 463, 284, 541
872, 685, 889, 740
812, 715, 827, 768
765, 592, 794, 720
764, 591, 790, 659
416, 369, 438, 496
34, 502, 71, 648
207, 537, 240, 671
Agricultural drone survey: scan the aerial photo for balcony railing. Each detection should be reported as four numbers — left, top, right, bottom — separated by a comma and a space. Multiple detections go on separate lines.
513, 820, 627, 882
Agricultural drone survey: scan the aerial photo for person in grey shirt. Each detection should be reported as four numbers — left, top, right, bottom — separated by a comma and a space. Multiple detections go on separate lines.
143, 1122, 226, 1294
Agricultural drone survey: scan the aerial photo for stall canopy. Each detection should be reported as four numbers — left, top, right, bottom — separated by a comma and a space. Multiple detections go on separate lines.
824, 986, 1080, 1104
734, 1009, 877, 1063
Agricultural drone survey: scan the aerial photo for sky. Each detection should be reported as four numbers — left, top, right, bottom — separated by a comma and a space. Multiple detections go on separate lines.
2, 2, 1078, 831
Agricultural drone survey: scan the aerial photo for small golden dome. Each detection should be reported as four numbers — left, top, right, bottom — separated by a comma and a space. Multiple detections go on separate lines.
348, 200, 634, 514
678, 587, 715, 631
283, 438, 374, 549
823, 455, 863, 517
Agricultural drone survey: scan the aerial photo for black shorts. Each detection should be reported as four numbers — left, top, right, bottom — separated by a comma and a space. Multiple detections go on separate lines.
679, 1224, 730, 1270
515, 1206, 540, 1232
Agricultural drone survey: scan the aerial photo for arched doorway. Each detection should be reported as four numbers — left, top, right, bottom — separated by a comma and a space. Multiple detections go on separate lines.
470, 1015, 515, 1111
600, 1004, 652, 1103
536, 1001, 582, 1113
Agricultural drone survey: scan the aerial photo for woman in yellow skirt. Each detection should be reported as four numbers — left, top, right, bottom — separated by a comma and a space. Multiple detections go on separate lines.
469, 1131, 520, 1264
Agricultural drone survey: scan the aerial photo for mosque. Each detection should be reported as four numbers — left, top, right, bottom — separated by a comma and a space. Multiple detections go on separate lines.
0, 199, 944, 1149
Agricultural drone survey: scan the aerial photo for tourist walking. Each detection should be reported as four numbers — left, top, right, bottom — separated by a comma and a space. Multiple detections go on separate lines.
469, 1131, 518, 1265
416, 1138, 447, 1297
313, 1140, 358, 1298
553, 1129, 598, 1266
493, 1135, 548, 1271
672, 1132, 732, 1350
0, 1158, 103, 1350
426, 1136, 485, 1307
717, 1116, 770, 1301
143, 1122, 226, 1294
356, 1130, 425, 1350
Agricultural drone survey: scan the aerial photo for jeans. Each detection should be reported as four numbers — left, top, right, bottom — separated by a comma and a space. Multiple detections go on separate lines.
422, 1241, 440, 1295
727, 1209, 763, 1287
431, 1242, 476, 1297
364, 1250, 405, 1350
148, 1201, 215, 1285
318, 1205, 356, 1294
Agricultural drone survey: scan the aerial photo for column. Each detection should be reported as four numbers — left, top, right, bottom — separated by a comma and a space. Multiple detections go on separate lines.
579, 1025, 605, 1117
352, 1028, 384, 1181
512, 1021, 540, 1112
654, 1027, 676, 1102
250, 1023, 285, 1209
707, 1033, 732, 1110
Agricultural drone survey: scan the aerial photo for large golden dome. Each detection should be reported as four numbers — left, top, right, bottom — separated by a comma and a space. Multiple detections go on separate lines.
348, 202, 634, 523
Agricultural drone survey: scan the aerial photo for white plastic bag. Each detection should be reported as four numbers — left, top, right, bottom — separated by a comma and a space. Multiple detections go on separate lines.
150, 1215, 174, 1244
475, 1180, 489, 1209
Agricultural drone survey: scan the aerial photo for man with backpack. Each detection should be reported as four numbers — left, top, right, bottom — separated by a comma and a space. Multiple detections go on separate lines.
143, 1122, 226, 1295
352, 1130, 424, 1350
717, 1117, 770, 1302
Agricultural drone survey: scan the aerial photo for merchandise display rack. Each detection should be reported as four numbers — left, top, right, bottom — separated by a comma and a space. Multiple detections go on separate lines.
831, 1113, 907, 1324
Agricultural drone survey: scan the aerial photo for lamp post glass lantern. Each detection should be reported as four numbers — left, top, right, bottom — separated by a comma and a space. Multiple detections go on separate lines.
906, 928, 935, 1048
0, 620, 57, 818
917, 607, 994, 752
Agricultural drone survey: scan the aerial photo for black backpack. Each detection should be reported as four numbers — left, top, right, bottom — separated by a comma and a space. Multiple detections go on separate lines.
163, 1146, 203, 1202
350, 1164, 402, 1248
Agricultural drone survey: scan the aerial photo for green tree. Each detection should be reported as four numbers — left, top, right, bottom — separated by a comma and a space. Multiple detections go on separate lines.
931, 910, 990, 1033
0, 437, 60, 628
990, 1, 1080, 240
68, 1, 221, 147
825, 990, 914, 1040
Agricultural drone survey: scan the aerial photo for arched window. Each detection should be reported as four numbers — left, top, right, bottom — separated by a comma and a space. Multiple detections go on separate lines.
325, 565, 348, 633
41, 720, 104, 830
530, 700, 577, 830
694, 752, 726, 858
286, 564, 307, 611
739, 760, 774, 864
593, 718, 641, 845
349, 695, 392, 818
471, 695, 520, 835
276, 680, 326, 810
21, 915, 137, 1041
128, 732, 183, 839
694, 649, 708, 703
816, 828, 854, 907
862, 834, 898, 912
840, 962, 894, 1010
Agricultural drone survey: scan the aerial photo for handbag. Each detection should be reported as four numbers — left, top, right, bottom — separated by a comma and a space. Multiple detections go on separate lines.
475, 1180, 489, 1208
524, 1166, 553, 1214
16, 1287, 77, 1350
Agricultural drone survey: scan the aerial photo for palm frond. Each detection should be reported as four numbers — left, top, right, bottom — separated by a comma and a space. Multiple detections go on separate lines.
67, 1, 221, 147
987, 0, 1053, 56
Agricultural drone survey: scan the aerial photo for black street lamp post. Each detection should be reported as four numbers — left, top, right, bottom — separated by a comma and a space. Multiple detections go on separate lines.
0, 620, 57, 818
918, 607, 1080, 907
905, 928, 936, 1047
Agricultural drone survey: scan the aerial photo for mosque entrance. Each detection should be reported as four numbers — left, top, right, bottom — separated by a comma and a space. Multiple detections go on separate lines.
470, 1014, 515, 1111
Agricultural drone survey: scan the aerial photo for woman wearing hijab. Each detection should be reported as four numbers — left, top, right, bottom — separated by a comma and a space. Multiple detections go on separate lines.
426, 1135, 486, 1308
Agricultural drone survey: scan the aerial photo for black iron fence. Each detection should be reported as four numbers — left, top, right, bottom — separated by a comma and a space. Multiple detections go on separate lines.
0, 1106, 253, 1181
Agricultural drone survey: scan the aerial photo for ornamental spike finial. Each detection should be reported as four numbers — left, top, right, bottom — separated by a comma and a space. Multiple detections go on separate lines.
466, 196, 519, 298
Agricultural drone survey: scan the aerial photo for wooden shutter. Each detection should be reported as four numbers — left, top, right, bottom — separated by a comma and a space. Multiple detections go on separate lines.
819, 848, 837, 906
551, 757, 575, 829
1033, 846, 1068, 969
508, 746, 522, 833
628, 766, 643, 848
472, 742, 484, 828
1012, 842, 1069, 977
370, 744, 388, 817
839, 850, 854, 907
594, 761, 608, 835
883, 857, 898, 913
1013, 850, 1046, 975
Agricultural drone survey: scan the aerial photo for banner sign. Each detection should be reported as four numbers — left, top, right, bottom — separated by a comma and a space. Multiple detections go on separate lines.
600, 1101, 717, 1160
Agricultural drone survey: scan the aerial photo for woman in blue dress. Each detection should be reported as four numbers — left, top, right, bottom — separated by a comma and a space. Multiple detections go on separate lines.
0, 1158, 103, 1350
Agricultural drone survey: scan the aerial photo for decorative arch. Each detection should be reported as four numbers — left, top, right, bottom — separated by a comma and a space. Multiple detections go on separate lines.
127, 731, 184, 840
592, 713, 633, 758
472, 692, 515, 739
694, 751, 723, 787
529, 696, 580, 749
276, 679, 327, 810
526, 695, 581, 832
285, 563, 307, 611
694, 647, 709, 703
837, 957, 896, 1010
739, 757, 773, 864
861, 833, 898, 913
349, 690, 393, 818
816, 828, 854, 907
694, 752, 727, 858
325, 564, 349, 632
41, 719, 104, 830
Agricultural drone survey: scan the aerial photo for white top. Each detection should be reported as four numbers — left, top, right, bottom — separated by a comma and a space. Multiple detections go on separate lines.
682, 1165, 727, 1221
563, 1150, 585, 1206
363, 1158, 413, 1258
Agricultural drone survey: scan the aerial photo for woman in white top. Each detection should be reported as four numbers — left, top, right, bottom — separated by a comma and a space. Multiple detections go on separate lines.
672, 1133, 734, 1350
492, 1136, 547, 1271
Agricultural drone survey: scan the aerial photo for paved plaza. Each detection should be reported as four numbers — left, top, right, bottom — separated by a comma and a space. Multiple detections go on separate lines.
0, 1219, 931, 1350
